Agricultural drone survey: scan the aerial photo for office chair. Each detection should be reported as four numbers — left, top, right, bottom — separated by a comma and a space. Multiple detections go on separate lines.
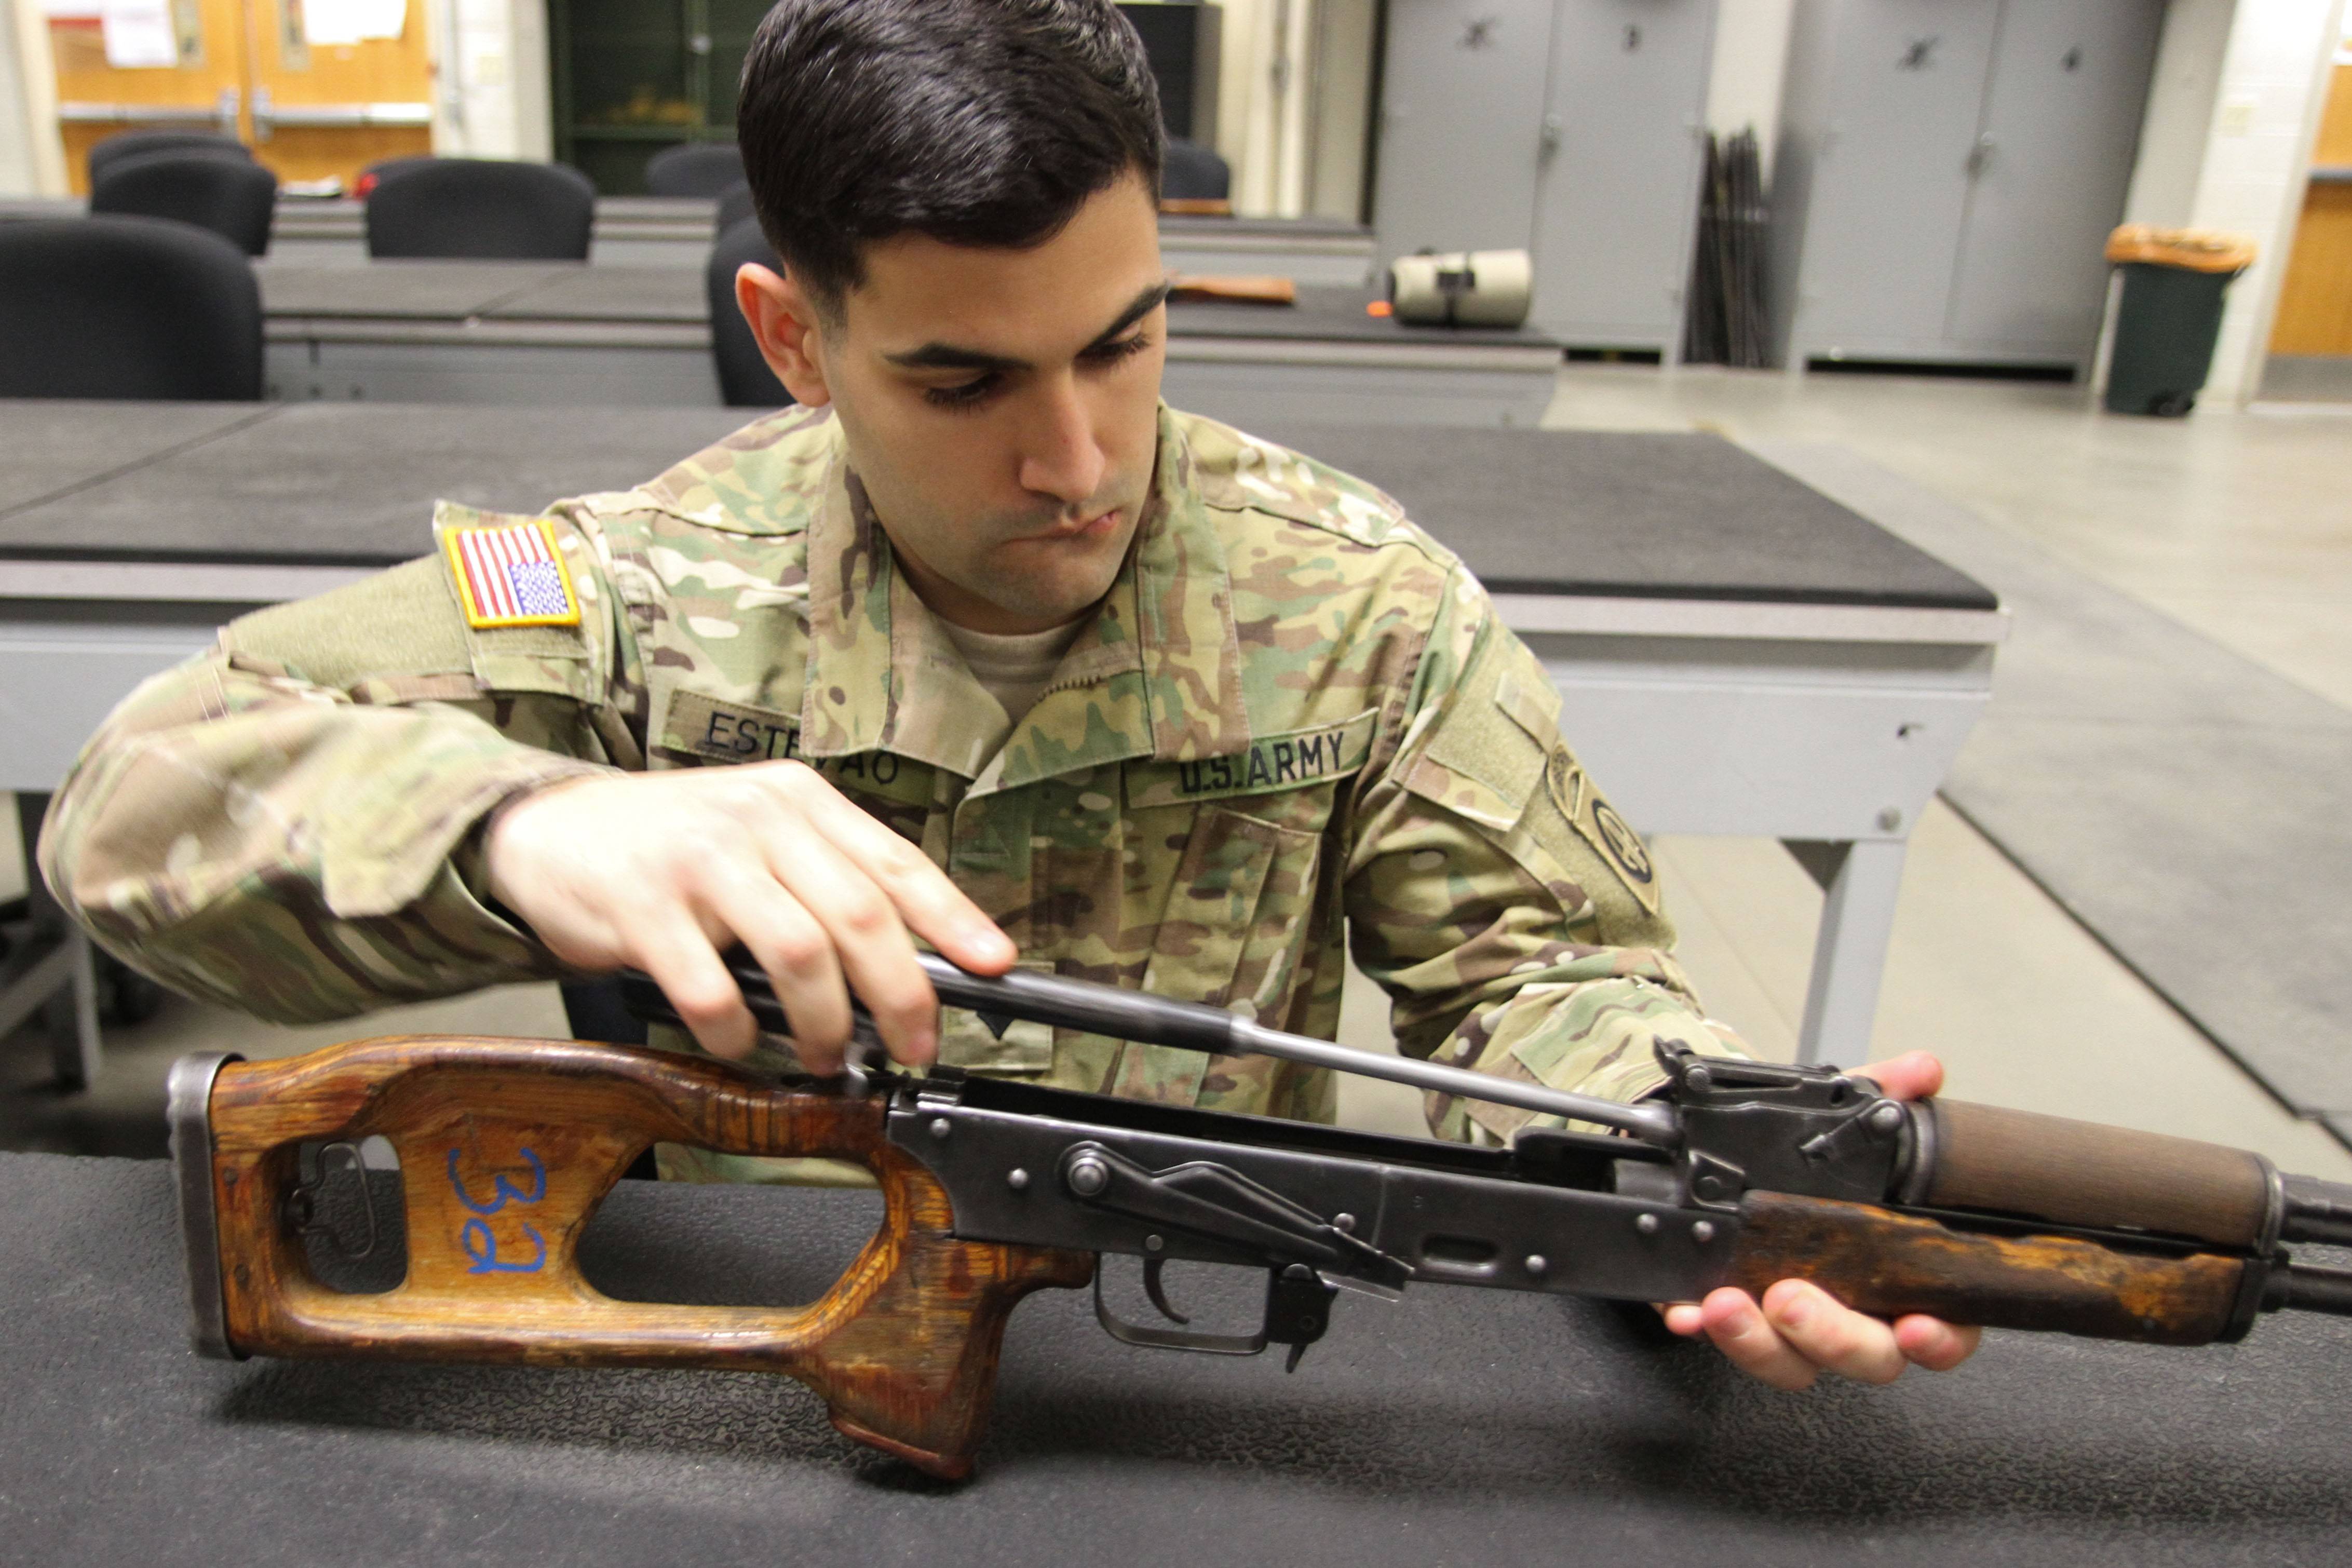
364, 159, 597, 260
715, 180, 756, 237
706, 217, 794, 408
0, 217, 262, 400
87, 129, 250, 186
90, 150, 278, 256
645, 142, 747, 198
1163, 138, 1232, 202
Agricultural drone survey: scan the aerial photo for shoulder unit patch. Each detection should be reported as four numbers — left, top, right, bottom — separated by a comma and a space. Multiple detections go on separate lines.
442, 517, 581, 629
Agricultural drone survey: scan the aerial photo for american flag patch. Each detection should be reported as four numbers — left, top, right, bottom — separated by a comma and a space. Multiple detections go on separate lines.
441, 518, 580, 629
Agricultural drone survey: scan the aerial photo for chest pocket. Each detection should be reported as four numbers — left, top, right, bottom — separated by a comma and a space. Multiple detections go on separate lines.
1106, 712, 1375, 1107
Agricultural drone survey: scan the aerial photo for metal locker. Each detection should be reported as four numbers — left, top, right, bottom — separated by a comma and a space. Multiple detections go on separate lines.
1530, 0, 1718, 350
1370, 0, 1557, 260
1786, 0, 2003, 354
1770, 0, 2166, 371
1944, 1, 2165, 355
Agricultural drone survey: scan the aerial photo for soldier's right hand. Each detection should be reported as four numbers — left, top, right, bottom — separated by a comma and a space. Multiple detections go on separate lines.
482, 760, 1016, 1070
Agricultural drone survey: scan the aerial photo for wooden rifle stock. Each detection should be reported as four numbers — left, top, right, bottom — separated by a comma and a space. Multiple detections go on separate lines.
185, 1036, 1091, 1480
1724, 1194, 2251, 1346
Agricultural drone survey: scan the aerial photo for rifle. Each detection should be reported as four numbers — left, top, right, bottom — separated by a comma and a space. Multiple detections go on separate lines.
168, 956, 2352, 1480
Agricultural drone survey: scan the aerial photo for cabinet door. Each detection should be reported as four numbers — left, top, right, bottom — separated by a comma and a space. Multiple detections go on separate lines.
1797, 0, 2000, 351
1530, 0, 1716, 345
1371, 0, 1555, 261
1944, 0, 2165, 357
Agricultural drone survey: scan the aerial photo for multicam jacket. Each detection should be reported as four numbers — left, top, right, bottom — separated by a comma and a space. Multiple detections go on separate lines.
40, 404, 1745, 1180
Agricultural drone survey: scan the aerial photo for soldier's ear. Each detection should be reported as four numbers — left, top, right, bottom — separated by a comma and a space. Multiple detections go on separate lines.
735, 263, 834, 408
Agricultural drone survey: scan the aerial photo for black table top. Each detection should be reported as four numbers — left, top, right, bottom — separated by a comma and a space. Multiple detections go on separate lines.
4, 1151, 2345, 1567
1168, 285, 1558, 348
0, 403, 753, 564
258, 260, 577, 319
0, 400, 271, 516
255, 265, 1553, 348
0, 404, 1996, 611
1254, 424, 1999, 611
486, 265, 710, 323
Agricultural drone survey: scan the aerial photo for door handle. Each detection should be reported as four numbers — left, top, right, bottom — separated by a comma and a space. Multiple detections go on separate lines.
252, 89, 432, 141
1967, 133, 1996, 177
55, 98, 233, 128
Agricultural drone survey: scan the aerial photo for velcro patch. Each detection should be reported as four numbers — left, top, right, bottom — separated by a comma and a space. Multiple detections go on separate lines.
658, 689, 934, 806
1126, 711, 1377, 809
1550, 747, 1660, 915
663, 689, 802, 763
442, 517, 580, 630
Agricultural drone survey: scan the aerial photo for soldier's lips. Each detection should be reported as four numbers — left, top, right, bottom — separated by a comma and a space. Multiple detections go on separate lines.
1018, 507, 1120, 543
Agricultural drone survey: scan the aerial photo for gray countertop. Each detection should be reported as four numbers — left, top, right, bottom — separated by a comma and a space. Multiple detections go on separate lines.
2, 1150, 2345, 1567
255, 264, 1553, 347
0, 404, 1993, 609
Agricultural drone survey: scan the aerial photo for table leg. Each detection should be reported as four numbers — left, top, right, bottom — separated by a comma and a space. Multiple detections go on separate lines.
1789, 837, 1909, 1067
8, 794, 101, 1090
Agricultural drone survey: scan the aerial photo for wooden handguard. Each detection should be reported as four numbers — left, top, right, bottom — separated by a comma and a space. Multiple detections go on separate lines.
192, 1036, 1093, 1480
1921, 1100, 2276, 1250
1726, 1193, 2252, 1345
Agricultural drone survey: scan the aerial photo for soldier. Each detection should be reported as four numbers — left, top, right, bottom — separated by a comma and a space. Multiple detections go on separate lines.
38, 0, 1973, 1393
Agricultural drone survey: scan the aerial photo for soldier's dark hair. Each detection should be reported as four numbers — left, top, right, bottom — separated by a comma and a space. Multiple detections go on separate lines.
737, 0, 1165, 313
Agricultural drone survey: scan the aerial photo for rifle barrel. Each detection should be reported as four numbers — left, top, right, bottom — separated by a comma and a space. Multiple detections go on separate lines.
644, 955, 1684, 1145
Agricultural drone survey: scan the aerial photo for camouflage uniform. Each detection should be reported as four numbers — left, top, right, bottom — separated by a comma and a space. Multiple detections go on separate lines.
40, 405, 1746, 1181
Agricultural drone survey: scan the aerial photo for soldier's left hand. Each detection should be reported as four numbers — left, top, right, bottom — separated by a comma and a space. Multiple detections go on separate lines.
1659, 1050, 1983, 1389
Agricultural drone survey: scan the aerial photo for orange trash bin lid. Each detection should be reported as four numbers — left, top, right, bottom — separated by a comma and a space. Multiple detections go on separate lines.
2105, 225, 2257, 273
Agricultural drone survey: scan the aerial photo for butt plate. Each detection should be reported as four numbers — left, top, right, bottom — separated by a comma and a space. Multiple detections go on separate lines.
166, 1051, 244, 1361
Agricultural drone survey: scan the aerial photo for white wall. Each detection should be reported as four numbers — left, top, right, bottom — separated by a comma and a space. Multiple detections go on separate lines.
2, 0, 69, 195
1304, 0, 1375, 220
430, 0, 552, 162
1706, 0, 1794, 173
1215, 0, 1318, 215
2187, 0, 2346, 400
2125, 0, 2239, 225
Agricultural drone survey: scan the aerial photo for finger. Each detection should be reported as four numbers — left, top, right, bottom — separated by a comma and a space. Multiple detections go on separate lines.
748, 820, 938, 1065
1695, 1288, 1822, 1391
1894, 1315, 1982, 1373
631, 921, 757, 1060
1853, 1050, 1943, 1102
702, 872, 856, 1073
1761, 1279, 1908, 1385
1657, 1302, 1707, 1337
768, 764, 1016, 972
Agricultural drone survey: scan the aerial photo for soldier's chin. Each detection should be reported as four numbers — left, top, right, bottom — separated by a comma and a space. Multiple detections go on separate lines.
985, 550, 1126, 627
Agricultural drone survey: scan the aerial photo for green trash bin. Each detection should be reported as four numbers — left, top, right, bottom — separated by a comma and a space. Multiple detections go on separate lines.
2102, 226, 2255, 417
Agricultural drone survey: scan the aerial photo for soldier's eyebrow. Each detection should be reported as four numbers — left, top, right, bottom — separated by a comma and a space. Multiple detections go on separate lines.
882, 281, 1172, 373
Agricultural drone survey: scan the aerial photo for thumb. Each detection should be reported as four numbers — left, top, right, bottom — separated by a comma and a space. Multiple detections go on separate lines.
1854, 1049, 1943, 1102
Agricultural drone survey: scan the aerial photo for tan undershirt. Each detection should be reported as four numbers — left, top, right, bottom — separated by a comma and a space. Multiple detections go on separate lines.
939, 616, 1088, 729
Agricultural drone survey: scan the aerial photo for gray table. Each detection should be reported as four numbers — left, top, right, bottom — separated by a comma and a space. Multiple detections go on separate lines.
258, 265, 1562, 425
0, 404, 2002, 1075
258, 194, 1383, 281
3, 1151, 2345, 1567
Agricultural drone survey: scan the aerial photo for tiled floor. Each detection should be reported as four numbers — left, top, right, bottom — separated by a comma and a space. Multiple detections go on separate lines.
1524, 363, 2352, 1177
7, 362, 2350, 1182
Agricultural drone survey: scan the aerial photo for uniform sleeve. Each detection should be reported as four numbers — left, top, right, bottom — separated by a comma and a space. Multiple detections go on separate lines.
1343, 565, 1750, 1143
36, 505, 645, 1023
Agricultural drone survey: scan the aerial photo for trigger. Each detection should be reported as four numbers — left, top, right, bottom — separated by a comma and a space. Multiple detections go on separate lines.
1142, 1255, 1191, 1325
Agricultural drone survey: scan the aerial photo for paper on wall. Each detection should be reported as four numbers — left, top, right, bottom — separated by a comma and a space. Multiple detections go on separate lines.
303, 0, 405, 46
100, 0, 179, 67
